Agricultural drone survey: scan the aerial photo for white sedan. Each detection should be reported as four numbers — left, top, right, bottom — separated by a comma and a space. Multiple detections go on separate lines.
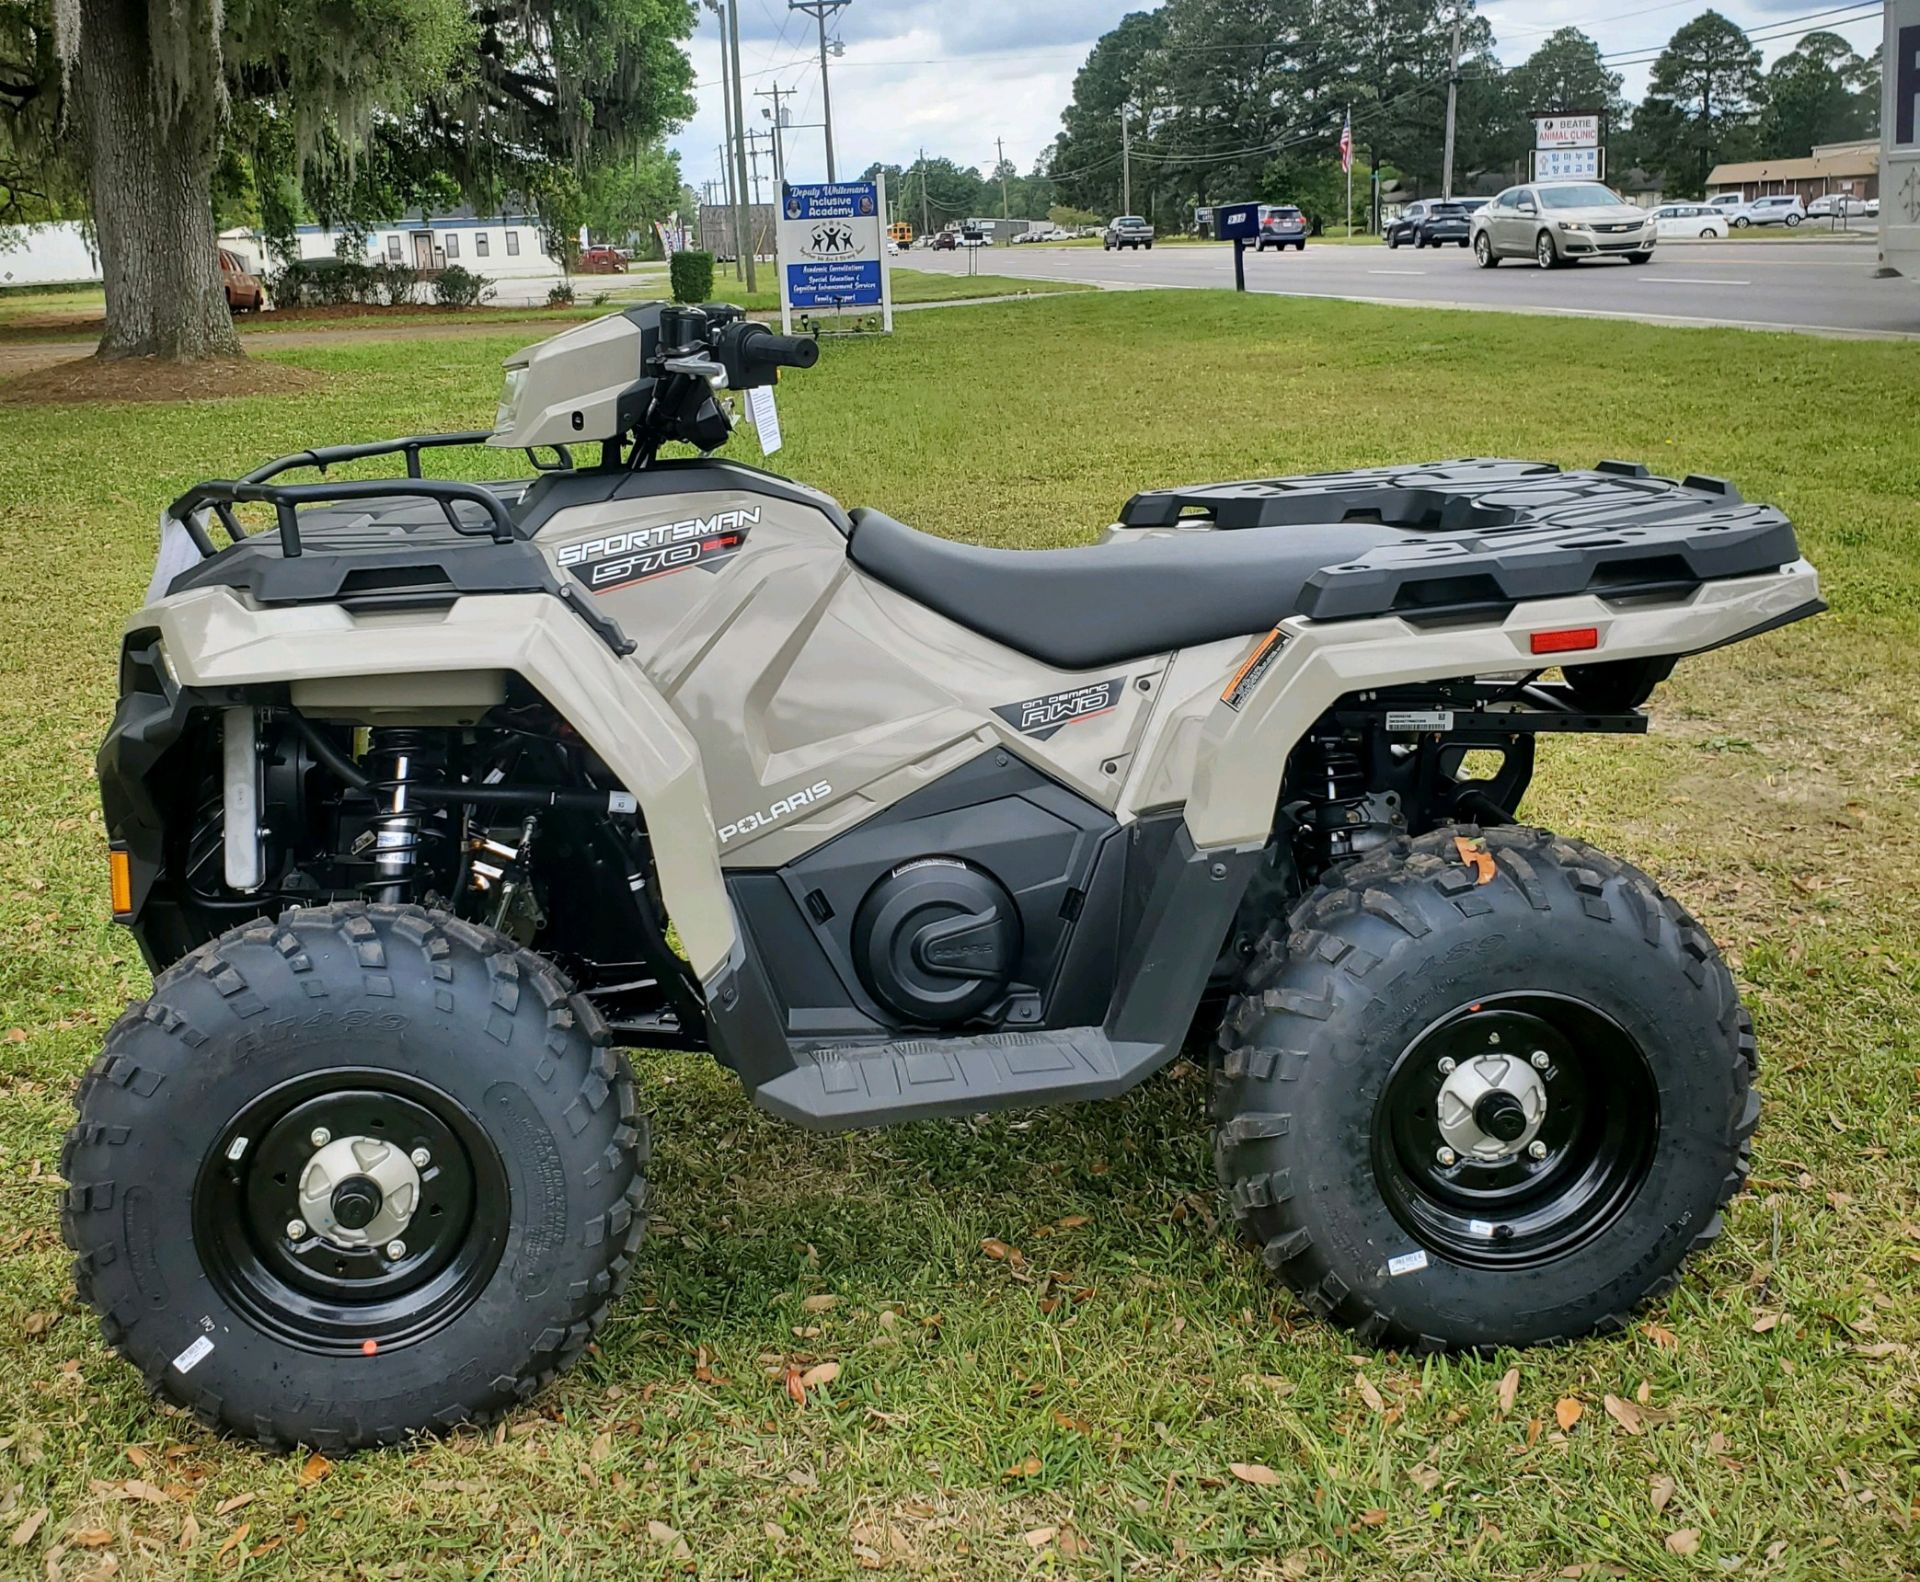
1651, 203, 1726, 239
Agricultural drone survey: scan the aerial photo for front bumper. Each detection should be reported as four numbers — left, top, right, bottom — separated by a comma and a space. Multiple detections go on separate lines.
1560, 229, 1656, 255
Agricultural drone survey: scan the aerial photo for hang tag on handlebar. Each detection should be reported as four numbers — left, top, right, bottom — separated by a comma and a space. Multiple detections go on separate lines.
745, 385, 782, 456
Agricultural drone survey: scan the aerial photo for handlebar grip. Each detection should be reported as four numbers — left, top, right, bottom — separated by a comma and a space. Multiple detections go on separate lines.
745, 329, 820, 371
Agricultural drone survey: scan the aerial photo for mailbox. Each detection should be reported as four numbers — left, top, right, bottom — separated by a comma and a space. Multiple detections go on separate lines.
1216, 203, 1262, 242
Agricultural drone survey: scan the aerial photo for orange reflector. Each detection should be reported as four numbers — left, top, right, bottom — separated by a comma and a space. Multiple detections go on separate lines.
108, 846, 133, 916
1530, 627, 1599, 656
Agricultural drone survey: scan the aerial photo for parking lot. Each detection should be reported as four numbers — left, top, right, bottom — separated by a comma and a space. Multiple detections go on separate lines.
913, 235, 1919, 340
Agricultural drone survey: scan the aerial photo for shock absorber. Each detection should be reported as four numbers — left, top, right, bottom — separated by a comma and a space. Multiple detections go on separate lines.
361, 729, 448, 903
1295, 731, 1394, 867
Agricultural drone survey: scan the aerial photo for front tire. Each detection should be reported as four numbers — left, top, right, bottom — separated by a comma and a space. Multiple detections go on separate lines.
1473, 232, 1498, 268
62, 904, 648, 1450
1211, 826, 1756, 1351
1535, 232, 1559, 269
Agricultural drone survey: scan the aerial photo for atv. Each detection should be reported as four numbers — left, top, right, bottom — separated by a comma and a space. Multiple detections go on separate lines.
71, 301, 1822, 1450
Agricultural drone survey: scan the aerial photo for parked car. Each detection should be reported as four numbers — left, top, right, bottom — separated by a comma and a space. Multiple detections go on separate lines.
932, 230, 957, 251
1705, 192, 1745, 216
1385, 200, 1468, 249
1652, 203, 1726, 238
219, 248, 267, 312
1804, 194, 1869, 220
1253, 203, 1308, 251
1471, 181, 1656, 269
1103, 215, 1154, 250
1729, 194, 1805, 229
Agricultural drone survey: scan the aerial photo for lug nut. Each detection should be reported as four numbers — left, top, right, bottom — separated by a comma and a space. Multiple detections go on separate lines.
1528, 1140, 1548, 1160
384, 1240, 407, 1260
409, 1147, 431, 1169
309, 1127, 331, 1149
1435, 1146, 1458, 1167
1437, 1056, 1457, 1075
286, 1219, 307, 1240
1530, 1050, 1551, 1071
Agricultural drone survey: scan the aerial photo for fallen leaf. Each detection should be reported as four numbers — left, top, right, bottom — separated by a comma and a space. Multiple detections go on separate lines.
1230, 1463, 1283, 1487
1665, 1528, 1701, 1555
784, 1367, 806, 1406
1057, 1528, 1089, 1557
590, 1431, 613, 1462
119, 1481, 168, 1506
216, 1524, 249, 1561
1003, 1455, 1042, 1480
1555, 1398, 1584, 1431
1409, 1464, 1441, 1492
799, 1361, 840, 1390
214, 1494, 255, 1518
1354, 1508, 1388, 1527
801, 1294, 839, 1313
1603, 1394, 1644, 1435
177, 1511, 200, 1551
298, 1452, 331, 1487
1356, 1373, 1386, 1413
1022, 1527, 1058, 1549
1642, 1323, 1678, 1350
1751, 1311, 1782, 1334
123, 1449, 151, 1471
1650, 1474, 1676, 1514
764, 1521, 787, 1541
68, 1529, 114, 1549
980, 1239, 1013, 1261
8, 1509, 46, 1548
1056, 1215, 1091, 1229
1496, 1366, 1520, 1414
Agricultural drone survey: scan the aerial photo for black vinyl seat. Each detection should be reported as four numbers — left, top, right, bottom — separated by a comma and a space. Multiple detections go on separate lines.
847, 508, 1394, 671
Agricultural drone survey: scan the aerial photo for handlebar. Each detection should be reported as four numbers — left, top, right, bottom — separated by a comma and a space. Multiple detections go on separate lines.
739, 328, 820, 372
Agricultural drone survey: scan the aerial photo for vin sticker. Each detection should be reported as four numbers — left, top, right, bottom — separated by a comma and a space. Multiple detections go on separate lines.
1387, 1250, 1429, 1278
1221, 629, 1290, 711
1385, 710, 1455, 732
994, 677, 1123, 741
172, 1334, 215, 1374
558, 507, 761, 595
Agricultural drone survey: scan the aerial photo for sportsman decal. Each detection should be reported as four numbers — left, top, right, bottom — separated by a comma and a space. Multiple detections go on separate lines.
558, 508, 761, 594
993, 677, 1124, 741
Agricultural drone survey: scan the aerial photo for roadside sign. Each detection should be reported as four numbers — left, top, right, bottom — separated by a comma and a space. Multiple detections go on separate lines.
1534, 114, 1600, 150
1885, 0, 1920, 276
1531, 147, 1605, 181
1215, 202, 1261, 292
778, 176, 893, 334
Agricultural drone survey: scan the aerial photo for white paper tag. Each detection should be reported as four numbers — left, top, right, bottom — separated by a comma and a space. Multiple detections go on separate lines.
1385, 710, 1455, 733
147, 512, 205, 605
1387, 1250, 1429, 1278
745, 385, 782, 455
1468, 1219, 1497, 1238
171, 1334, 214, 1374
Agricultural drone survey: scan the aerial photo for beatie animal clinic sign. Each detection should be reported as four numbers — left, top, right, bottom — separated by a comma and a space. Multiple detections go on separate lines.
778, 177, 894, 333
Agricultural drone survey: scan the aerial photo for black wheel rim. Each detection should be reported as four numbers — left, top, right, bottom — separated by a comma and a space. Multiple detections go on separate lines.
194, 1068, 509, 1355
1371, 994, 1658, 1270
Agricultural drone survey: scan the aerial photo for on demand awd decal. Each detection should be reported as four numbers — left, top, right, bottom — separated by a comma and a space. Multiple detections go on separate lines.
559, 508, 761, 594
994, 677, 1124, 741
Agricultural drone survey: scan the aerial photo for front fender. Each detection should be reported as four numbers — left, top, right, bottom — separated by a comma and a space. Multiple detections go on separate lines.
126, 588, 738, 978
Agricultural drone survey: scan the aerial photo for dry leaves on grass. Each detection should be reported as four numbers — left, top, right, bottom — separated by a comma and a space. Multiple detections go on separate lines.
1555, 1398, 1584, 1431
1230, 1463, 1283, 1487
801, 1294, 839, 1313
1665, 1528, 1702, 1555
1650, 1474, 1676, 1514
1496, 1366, 1520, 1414
214, 1494, 255, 1517
1603, 1394, 1645, 1435
1356, 1373, 1387, 1413
1642, 1322, 1679, 1350
8, 1509, 47, 1548
648, 1520, 692, 1559
1751, 1311, 1783, 1334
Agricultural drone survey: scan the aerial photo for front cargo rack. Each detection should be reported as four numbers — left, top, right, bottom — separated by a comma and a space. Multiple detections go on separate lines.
168, 431, 575, 559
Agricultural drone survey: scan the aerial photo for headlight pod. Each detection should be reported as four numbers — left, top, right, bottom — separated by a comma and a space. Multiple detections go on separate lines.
494, 366, 529, 433
1558, 221, 1591, 233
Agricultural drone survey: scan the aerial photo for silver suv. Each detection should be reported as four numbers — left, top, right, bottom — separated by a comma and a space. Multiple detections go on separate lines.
1472, 181, 1656, 269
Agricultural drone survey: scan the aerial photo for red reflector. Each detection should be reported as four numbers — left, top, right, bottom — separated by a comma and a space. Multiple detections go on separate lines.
1530, 627, 1599, 655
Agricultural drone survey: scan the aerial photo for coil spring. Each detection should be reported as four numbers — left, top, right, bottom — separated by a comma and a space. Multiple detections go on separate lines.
1297, 732, 1385, 865
362, 729, 448, 902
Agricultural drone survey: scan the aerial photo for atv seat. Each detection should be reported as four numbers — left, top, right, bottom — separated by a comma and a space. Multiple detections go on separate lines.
847, 507, 1390, 671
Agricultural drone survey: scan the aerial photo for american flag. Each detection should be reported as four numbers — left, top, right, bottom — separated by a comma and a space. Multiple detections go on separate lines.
1339, 110, 1353, 173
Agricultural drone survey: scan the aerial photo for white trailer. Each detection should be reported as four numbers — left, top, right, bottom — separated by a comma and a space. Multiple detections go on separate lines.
1883, 0, 1920, 277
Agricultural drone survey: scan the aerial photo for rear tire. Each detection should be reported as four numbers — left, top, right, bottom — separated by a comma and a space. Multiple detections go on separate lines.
1628, 251, 1653, 265
1211, 826, 1756, 1351
62, 903, 648, 1450
1473, 233, 1498, 268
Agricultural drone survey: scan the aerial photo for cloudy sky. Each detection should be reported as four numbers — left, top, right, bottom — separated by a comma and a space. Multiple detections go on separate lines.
671, 1, 1885, 195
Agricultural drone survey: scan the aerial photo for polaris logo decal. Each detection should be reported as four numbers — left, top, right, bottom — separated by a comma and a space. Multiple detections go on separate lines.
717, 780, 832, 845
558, 508, 761, 594
994, 677, 1123, 741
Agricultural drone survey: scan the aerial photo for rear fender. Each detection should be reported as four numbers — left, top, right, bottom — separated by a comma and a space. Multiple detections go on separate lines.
128, 587, 738, 978
1181, 562, 1822, 849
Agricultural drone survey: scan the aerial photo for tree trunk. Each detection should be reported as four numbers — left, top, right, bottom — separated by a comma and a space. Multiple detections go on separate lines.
73, 0, 240, 361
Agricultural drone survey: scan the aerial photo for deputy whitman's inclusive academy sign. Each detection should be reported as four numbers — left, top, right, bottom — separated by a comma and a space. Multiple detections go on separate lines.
777, 177, 894, 333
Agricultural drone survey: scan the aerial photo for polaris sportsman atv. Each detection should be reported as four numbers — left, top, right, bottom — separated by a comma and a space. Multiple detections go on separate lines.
72, 302, 1821, 1449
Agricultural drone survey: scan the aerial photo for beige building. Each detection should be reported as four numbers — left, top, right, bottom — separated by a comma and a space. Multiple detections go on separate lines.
1706, 138, 1879, 203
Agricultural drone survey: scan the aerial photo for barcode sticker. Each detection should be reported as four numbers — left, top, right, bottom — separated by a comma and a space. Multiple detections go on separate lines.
1387, 1250, 1429, 1278
1385, 710, 1454, 732
172, 1335, 214, 1375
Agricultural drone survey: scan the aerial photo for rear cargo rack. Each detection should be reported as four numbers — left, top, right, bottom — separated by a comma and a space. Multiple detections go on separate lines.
168, 431, 575, 559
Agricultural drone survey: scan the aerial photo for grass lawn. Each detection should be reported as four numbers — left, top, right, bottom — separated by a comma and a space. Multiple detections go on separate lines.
0, 292, 1916, 1579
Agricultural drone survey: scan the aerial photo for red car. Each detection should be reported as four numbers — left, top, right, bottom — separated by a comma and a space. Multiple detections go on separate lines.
219, 248, 267, 311
578, 245, 629, 274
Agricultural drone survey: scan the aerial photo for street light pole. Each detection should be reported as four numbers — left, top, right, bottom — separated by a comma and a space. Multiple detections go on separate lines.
789, 0, 850, 182
756, 83, 793, 189
725, 0, 757, 290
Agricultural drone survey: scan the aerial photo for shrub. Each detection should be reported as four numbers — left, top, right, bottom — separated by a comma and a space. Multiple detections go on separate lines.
589, 290, 611, 307
432, 266, 496, 309
670, 249, 714, 304
547, 280, 576, 307
266, 258, 380, 309
370, 261, 420, 307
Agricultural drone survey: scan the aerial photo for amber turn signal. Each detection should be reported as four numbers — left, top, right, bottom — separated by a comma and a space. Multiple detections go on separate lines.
108, 844, 132, 917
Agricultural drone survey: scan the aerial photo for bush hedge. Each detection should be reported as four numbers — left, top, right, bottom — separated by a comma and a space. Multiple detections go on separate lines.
670, 250, 715, 304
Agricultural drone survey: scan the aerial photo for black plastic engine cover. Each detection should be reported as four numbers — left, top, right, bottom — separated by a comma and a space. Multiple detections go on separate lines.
851, 858, 1021, 1024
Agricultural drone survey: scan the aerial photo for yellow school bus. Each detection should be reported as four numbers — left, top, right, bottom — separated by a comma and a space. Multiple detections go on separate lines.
887, 221, 913, 247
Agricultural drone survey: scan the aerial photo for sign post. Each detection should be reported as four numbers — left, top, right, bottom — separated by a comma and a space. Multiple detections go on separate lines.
1215, 202, 1261, 291
1529, 111, 1605, 184
777, 173, 893, 335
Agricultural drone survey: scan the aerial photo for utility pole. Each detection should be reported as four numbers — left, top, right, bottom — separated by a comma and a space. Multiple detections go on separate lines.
1120, 106, 1132, 215
756, 83, 794, 189
1441, 14, 1463, 200
789, 0, 850, 182
996, 136, 1009, 218
704, 0, 748, 282
725, 0, 756, 289
918, 147, 929, 238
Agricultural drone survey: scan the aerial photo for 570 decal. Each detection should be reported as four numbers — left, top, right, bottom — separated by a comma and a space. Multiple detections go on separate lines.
558, 508, 761, 594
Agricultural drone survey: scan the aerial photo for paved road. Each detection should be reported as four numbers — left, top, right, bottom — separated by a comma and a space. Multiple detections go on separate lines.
912, 238, 1920, 340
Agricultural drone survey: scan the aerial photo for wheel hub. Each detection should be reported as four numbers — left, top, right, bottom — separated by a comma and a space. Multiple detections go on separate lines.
1436, 1053, 1547, 1161
298, 1136, 420, 1249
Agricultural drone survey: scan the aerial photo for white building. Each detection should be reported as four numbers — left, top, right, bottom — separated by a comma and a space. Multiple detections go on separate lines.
0, 221, 99, 288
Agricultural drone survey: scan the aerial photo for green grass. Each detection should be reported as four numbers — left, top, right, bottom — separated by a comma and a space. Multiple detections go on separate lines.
703, 266, 1084, 313
1, 292, 1917, 1578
